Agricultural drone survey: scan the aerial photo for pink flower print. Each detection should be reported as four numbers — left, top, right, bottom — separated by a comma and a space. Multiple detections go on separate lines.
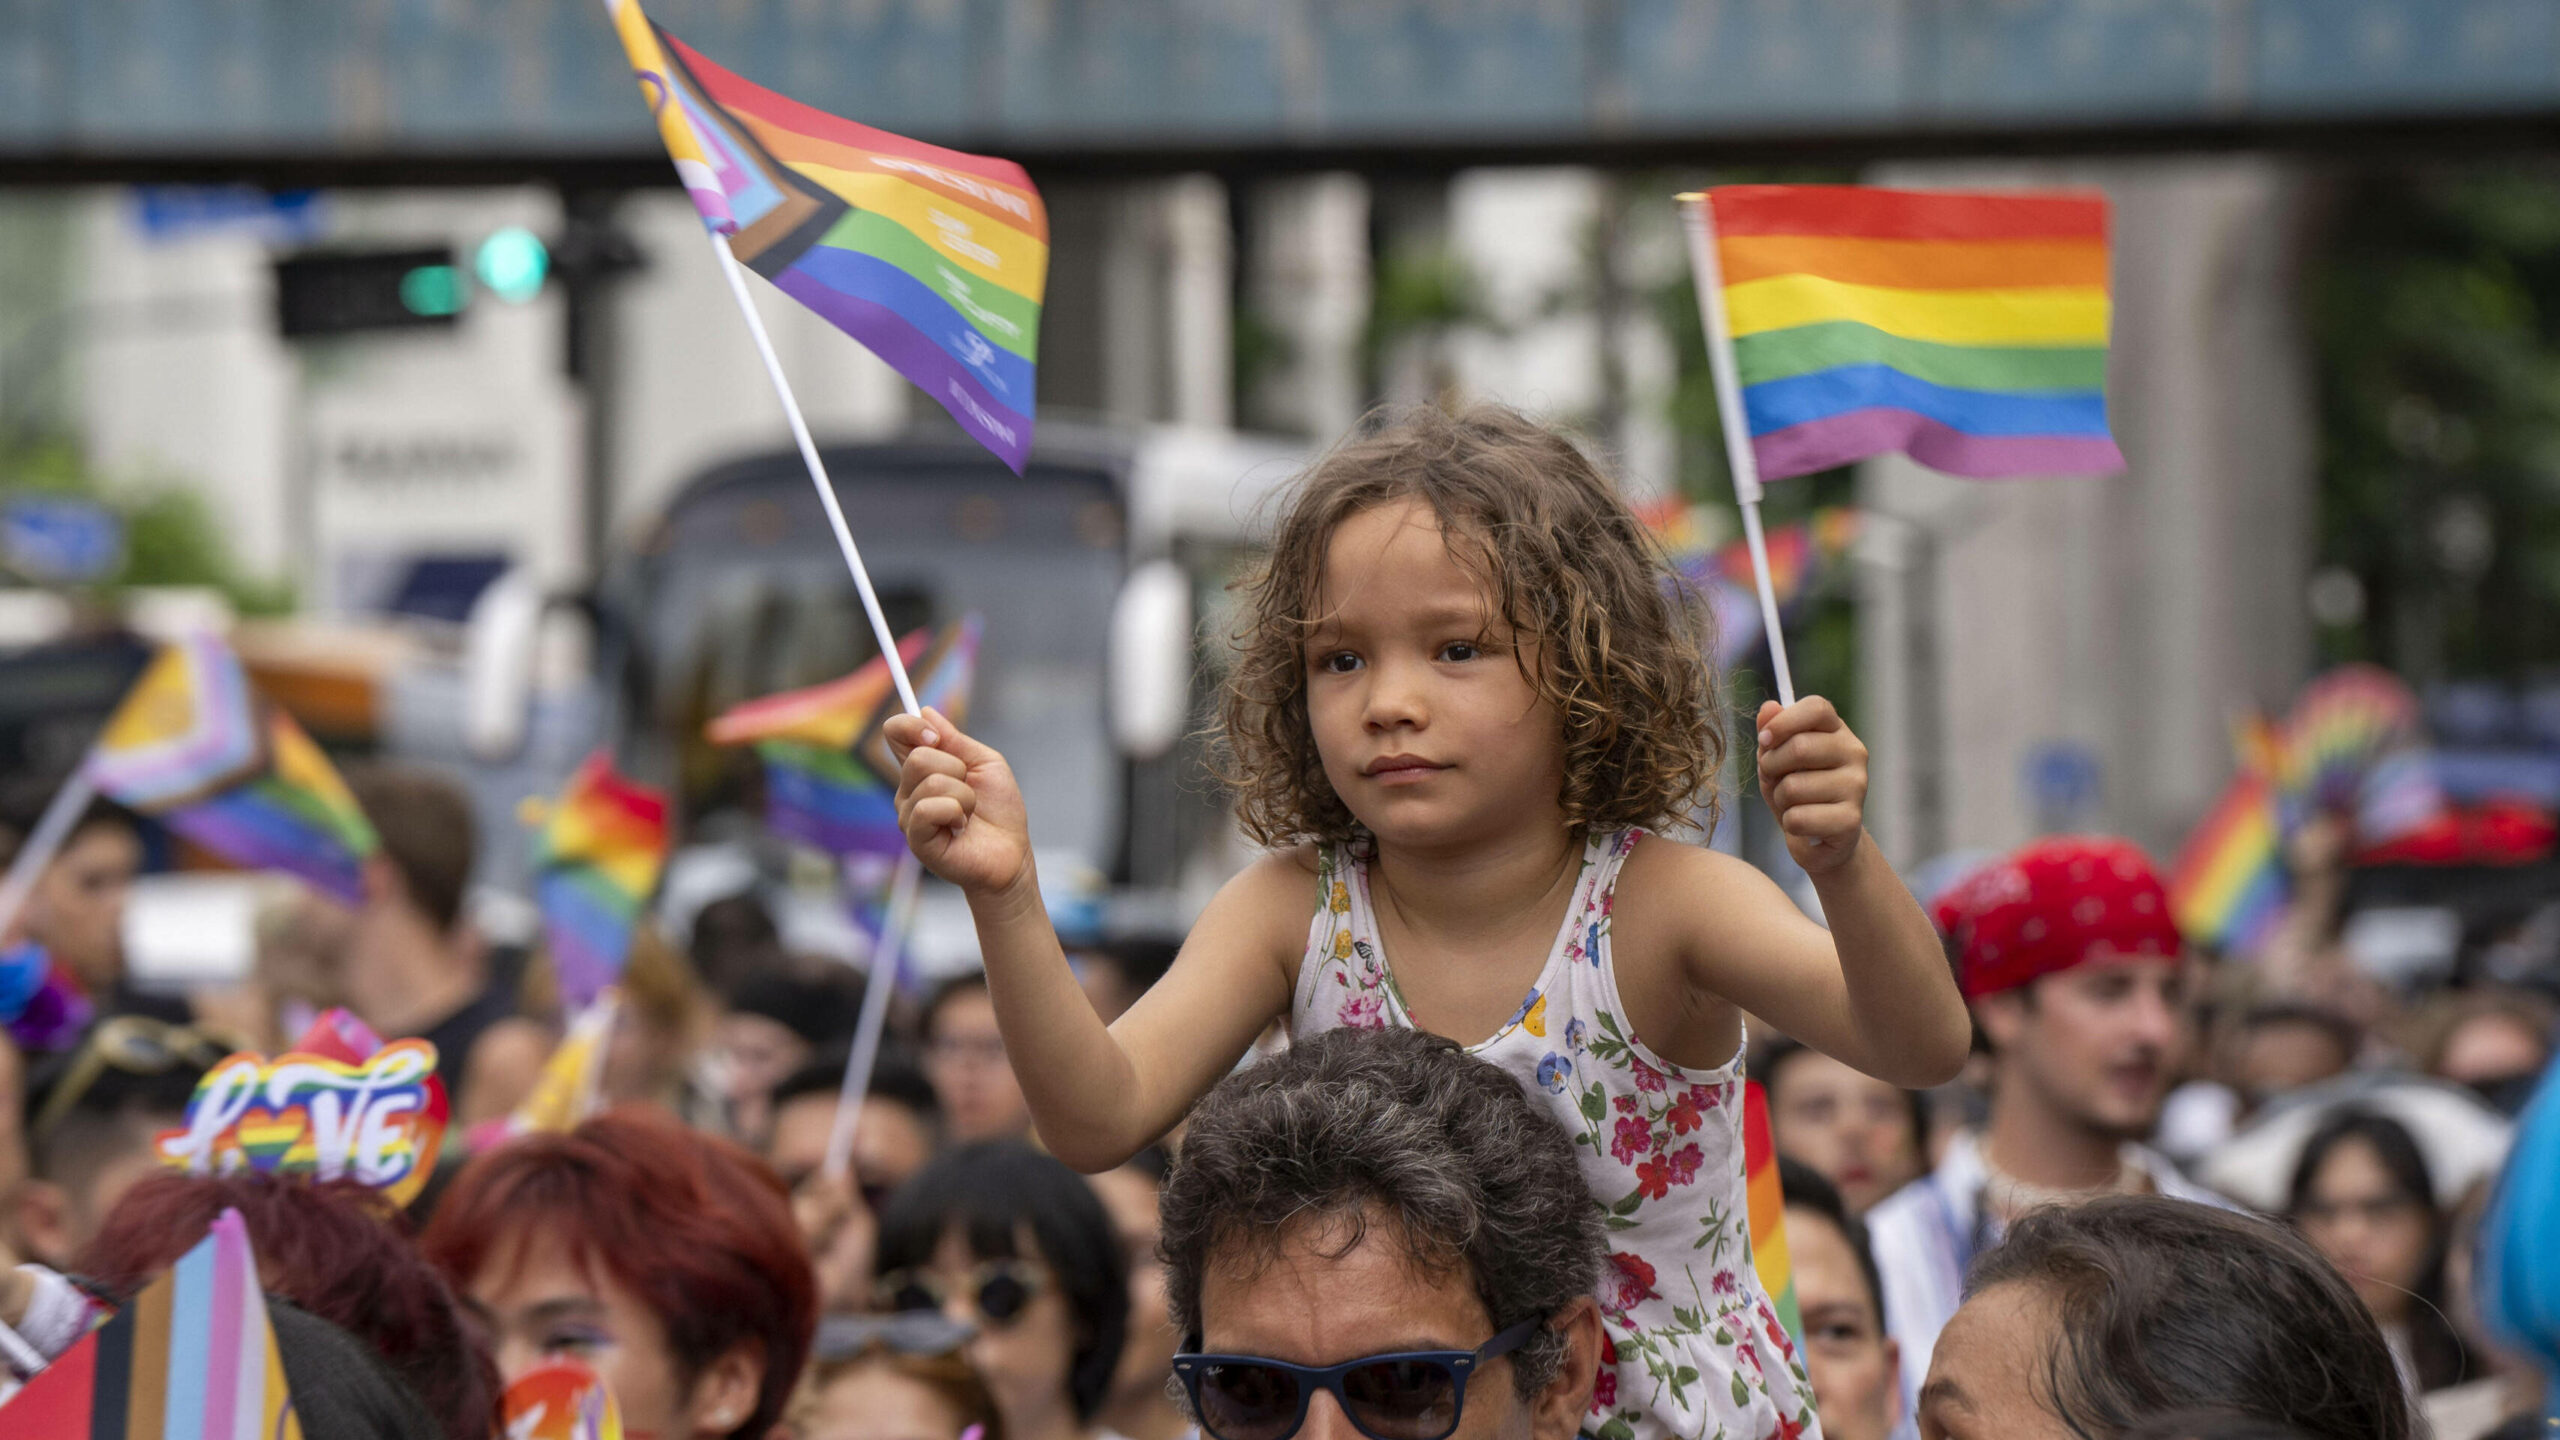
1712, 1270, 1739, 1296
1666, 1088, 1704, 1134
1589, 1369, 1617, 1413
1765, 1310, 1794, 1356
1763, 1413, 1807, 1440
1630, 1056, 1668, 1094
1635, 1153, 1675, 1200
1664, 1143, 1702, 1187
1609, 1115, 1653, 1165
1686, 1082, 1724, 1113
1611, 1094, 1639, 1116
1337, 995, 1385, 1030
1736, 1337, 1765, 1378
1606, 1252, 1661, 1310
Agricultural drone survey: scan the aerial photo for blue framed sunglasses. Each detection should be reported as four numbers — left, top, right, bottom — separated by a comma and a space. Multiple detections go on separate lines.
1172, 1317, 1542, 1440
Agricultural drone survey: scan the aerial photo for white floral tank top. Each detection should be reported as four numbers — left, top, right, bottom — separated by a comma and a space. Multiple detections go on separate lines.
1292, 829, 1821, 1440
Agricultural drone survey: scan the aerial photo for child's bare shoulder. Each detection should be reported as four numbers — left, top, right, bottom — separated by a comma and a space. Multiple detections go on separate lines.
1195, 845, 1327, 972
1613, 832, 1814, 950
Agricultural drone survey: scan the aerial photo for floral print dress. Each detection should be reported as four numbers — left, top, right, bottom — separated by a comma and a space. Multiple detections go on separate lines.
1292, 828, 1820, 1440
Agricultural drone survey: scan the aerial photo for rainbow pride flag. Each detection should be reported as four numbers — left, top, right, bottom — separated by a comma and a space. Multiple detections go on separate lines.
1741, 1079, 1803, 1356
708, 620, 980, 867
2283, 664, 2423, 811
535, 753, 671, 1010
88, 638, 378, 904
1697, 186, 2124, 482
0, 1208, 302, 1437
2169, 769, 2289, 955
605, 0, 1046, 471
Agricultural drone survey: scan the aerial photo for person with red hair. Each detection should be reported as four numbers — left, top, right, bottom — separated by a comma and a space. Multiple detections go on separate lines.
421, 1107, 818, 1440
76, 1172, 500, 1440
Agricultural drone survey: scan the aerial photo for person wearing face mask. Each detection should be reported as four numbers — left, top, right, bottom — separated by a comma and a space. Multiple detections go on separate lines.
1866, 837, 2227, 1432
873, 1141, 1129, 1440
421, 1108, 818, 1440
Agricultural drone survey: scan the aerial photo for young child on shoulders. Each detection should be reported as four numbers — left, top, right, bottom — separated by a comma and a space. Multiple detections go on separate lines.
887, 403, 1968, 1440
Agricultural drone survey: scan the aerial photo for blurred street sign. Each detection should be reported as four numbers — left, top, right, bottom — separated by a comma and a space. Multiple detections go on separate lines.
131, 187, 324, 245
0, 495, 124, 584
2024, 740, 2104, 833
304, 383, 584, 616
273, 247, 463, 339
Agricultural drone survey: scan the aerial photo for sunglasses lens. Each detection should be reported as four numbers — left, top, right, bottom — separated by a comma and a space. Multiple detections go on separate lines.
1196, 1363, 1304, 1440
1340, 1360, 1460, 1440
888, 1282, 939, 1314
977, 1272, 1031, 1322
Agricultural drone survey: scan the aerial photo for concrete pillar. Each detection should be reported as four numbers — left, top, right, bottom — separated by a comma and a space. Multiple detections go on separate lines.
1243, 173, 1370, 441
1859, 156, 2316, 866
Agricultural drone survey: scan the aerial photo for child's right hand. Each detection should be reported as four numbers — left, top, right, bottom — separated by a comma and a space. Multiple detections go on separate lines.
884, 707, 1035, 900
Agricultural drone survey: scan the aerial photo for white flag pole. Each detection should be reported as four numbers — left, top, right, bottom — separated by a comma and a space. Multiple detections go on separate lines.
823, 851, 925, 1182
710, 232, 922, 718
1680, 193, 1797, 708
0, 768, 96, 943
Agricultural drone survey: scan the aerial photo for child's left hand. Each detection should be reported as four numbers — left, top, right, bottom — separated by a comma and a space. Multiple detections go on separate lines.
1756, 696, 1869, 875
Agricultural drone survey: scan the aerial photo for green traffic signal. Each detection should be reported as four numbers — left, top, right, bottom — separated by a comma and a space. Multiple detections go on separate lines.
475, 226, 551, 304
398, 263, 464, 317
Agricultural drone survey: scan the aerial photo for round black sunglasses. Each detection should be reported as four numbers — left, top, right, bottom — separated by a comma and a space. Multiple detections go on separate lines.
1172, 1317, 1542, 1440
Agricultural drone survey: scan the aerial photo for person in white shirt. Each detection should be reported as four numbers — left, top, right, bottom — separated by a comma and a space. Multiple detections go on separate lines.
1866, 837, 2228, 1435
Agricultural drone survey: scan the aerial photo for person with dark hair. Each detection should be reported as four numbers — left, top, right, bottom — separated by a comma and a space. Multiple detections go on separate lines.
1779, 1157, 1899, 1440
421, 1107, 818, 1440
920, 974, 1030, 1144
2227, 1002, 2359, 1115
1755, 1035, 1928, 1216
1869, 837, 2222, 1423
717, 963, 867, 1145
875, 1140, 1126, 1440
334, 762, 548, 1128
1070, 937, 1179, 1027
77, 1173, 499, 1440
2286, 1109, 2473, 1397
1086, 1146, 1185, 1440
9, 1015, 227, 1267
1159, 1027, 1608, 1440
2116, 1413, 2317, 1440
7, 790, 174, 1023
1918, 1195, 2412, 1440
768, 1045, 939, 1313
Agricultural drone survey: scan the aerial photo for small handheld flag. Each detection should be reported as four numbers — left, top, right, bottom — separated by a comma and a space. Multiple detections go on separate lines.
603, 0, 1045, 473
489, 992, 621, 1144
1741, 1080, 1803, 1356
504, 1359, 626, 1440
85, 635, 380, 905
0, 1208, 302, 1437
535, 752, 672, 1010
1680, 185, 2122, 705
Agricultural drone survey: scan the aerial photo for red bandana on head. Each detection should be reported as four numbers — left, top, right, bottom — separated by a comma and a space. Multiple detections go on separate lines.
1931, 836, 2182, 1000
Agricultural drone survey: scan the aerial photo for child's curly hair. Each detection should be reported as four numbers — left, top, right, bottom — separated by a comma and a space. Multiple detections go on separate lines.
1219, 403, 1725, 846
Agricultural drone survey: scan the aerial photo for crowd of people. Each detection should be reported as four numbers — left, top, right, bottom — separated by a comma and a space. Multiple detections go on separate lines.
0, 403, 2552, 1440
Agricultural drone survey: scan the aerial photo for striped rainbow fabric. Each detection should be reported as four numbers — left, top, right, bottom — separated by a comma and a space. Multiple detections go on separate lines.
1700, 185, 2125, 482
1741, 1080, 1804, 1356
2168, 769, 2289, 955
534, 753, 671, 1010
708, 618, 980, 867
87, 637, 379, 905
605, 0, 1045, 471
0, 1207, 301, 1437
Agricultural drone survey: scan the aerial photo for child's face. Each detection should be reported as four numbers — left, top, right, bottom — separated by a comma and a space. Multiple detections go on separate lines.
1304, 499, 1568, 849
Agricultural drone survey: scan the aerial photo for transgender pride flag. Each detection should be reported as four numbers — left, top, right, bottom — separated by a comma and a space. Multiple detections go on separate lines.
604, 0, 1045, 471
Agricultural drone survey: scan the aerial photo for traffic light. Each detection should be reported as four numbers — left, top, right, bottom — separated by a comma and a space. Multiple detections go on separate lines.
272, 246, 463, 338
474, 227, 551, 304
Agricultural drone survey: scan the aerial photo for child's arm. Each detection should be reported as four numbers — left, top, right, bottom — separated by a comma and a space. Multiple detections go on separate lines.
885, 707, 1301, 1171
1663, 697, 1970, 1088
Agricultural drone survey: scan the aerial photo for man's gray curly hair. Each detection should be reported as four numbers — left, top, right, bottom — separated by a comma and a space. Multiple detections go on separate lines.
1159, 1027, 1607, 1398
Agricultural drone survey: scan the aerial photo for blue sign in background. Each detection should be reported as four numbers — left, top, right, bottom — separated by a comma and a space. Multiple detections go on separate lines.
0, 495, 125, 584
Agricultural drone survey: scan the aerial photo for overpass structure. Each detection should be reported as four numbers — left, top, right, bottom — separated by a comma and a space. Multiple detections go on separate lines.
3, 0, 2559, 181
